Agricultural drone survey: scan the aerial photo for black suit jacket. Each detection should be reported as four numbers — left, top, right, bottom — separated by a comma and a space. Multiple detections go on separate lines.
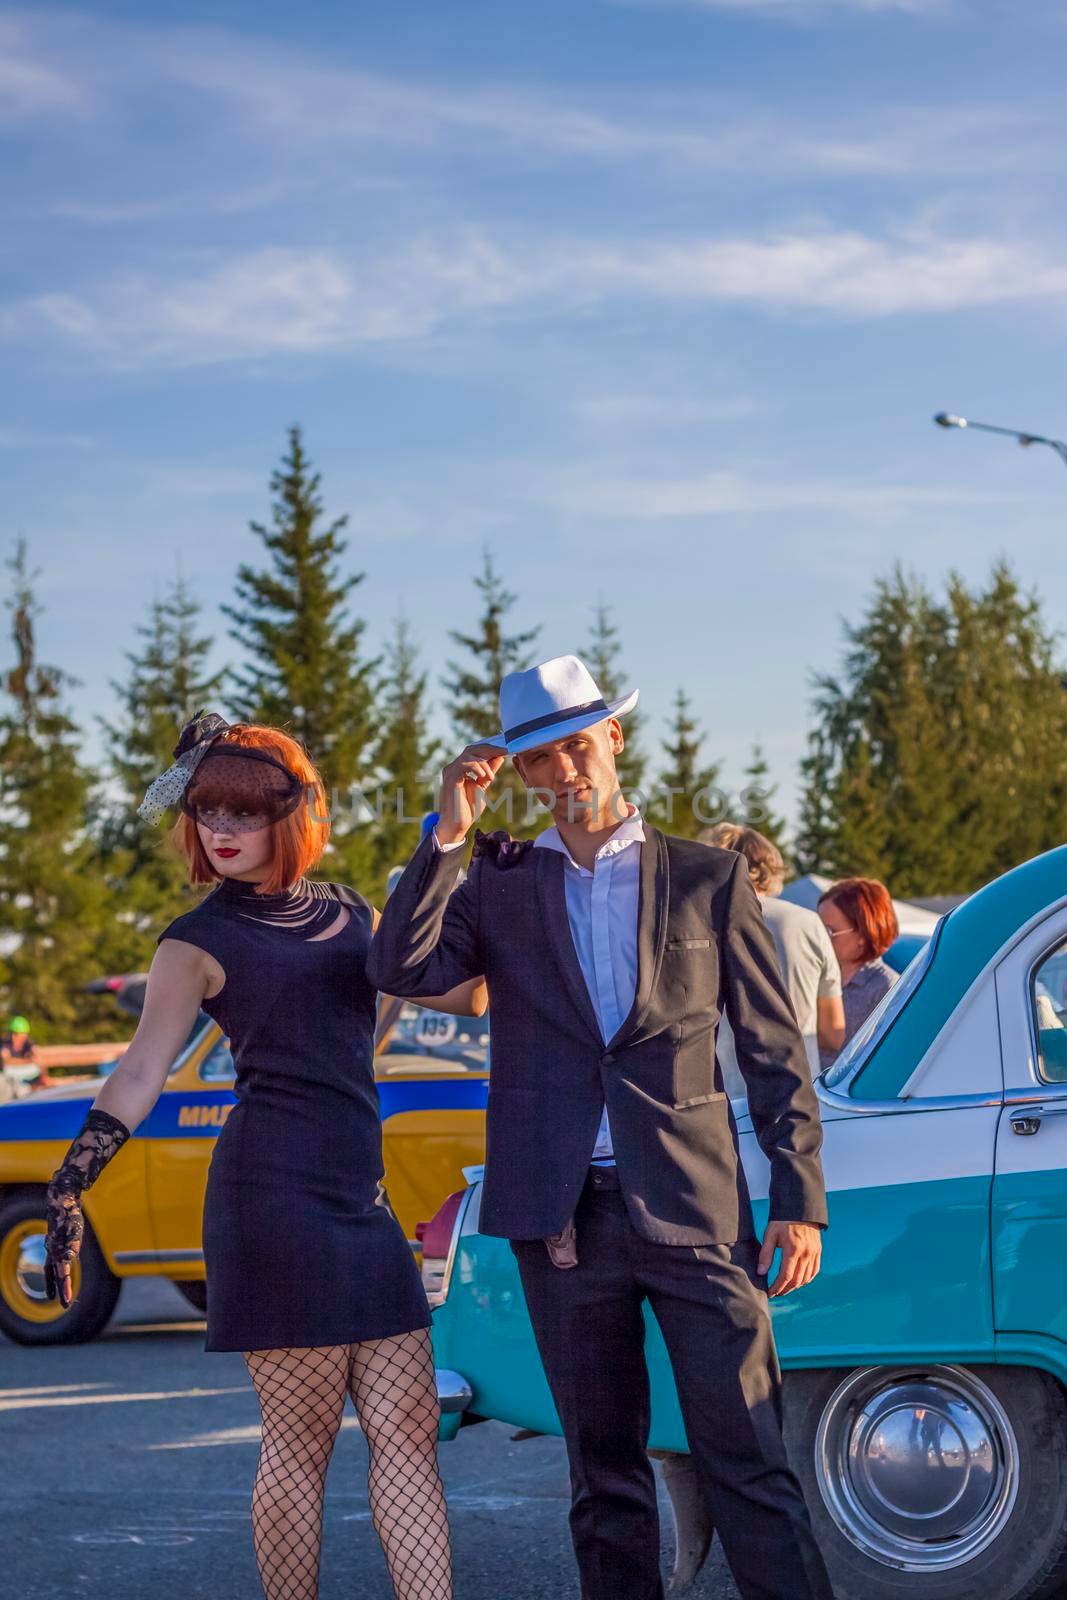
367, 827, 828, 1245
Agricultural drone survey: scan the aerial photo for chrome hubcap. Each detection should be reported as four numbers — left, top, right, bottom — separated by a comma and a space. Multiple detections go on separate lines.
815, 1366, 1018, 1570
16, 1233, 49, 1302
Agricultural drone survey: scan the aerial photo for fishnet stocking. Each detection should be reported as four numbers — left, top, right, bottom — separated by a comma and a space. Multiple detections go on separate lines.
245, 1331, 451, 1600
350, 1330, 452, 1599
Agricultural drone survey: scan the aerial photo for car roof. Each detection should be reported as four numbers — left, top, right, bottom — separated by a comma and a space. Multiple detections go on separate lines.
852, 843, 1067, 1100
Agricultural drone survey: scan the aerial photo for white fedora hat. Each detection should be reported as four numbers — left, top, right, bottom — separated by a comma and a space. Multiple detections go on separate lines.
481, 654, 639, 756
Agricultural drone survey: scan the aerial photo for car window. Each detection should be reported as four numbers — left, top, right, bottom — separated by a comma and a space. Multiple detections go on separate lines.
199, 1034, 236, 1083
1032, 939, 1067, 1084
163, 1019, 231, 1082
378, 1004, 489, 1073
822, 923, 941, 1090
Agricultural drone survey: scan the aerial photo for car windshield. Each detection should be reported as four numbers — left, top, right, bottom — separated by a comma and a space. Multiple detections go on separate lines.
378, 1004, 489, 1072
821, 921, 941, 1090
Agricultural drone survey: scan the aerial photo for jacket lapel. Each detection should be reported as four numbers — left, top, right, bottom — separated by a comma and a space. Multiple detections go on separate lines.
534, 849, 603, 1043
607, 827, 669, 1050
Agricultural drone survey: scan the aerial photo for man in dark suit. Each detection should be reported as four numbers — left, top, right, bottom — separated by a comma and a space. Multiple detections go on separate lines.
368, 655, 834, 1600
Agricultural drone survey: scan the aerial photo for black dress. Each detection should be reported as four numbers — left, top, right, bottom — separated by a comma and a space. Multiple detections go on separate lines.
157, 877, 431, 1352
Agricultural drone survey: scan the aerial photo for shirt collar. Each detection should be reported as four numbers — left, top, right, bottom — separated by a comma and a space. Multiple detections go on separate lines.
535, 807, 645, 871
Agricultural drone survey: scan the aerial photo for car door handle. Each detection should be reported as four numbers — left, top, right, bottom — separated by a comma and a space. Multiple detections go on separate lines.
1010, 1104, 1067, 1135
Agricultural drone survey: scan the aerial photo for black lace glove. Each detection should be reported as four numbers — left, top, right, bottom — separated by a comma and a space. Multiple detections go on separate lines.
44, 1109, 131, 1307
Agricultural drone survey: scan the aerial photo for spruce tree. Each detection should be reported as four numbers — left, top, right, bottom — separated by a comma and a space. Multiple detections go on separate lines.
830, 736, 894, 883
793, 731, 837, 877
741, 744, 787, 850
0, 542, 113, 1040
798, 561, 1067, 895
96, 574, 225, 954
368, 615, 441, 898
442, 550, 540, 835
582, 600, 646, 794
222, 427, 377, 884
444, 550, 539, 739
943, 562, 1067, 885
652, 689, 723, 839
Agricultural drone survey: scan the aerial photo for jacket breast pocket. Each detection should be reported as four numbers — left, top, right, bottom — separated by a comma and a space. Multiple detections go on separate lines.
662, 937, 718, 1009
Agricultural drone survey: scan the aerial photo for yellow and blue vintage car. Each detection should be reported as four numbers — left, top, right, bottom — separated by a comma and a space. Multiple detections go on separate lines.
0, 1005, 488, 1346
430, 845, 1067, 1600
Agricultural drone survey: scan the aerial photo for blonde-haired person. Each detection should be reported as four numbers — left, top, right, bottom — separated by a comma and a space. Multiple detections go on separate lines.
699, 824, 845, 1087
43, 714, 484, 1600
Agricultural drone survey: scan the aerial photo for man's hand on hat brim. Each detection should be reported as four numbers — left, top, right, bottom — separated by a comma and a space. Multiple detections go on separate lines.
436, 745, 507, 846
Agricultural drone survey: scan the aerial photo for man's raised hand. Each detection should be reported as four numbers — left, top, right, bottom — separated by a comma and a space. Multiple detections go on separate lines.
436, 744, 507, 845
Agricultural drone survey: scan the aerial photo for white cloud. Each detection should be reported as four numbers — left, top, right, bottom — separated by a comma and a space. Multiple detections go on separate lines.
576, 231, 1067, 316
545, 467, 1000, 519
607, 0, 944, 13
5, 226, 1064, 370
0, 18, 89, 121
1, 11, 1048, 188
572, 392, 760, 427
8, 250, 357, 364
0, 426, 94, 451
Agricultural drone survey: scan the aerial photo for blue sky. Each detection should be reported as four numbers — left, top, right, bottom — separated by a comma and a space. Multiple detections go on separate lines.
3, 0, 1066, 830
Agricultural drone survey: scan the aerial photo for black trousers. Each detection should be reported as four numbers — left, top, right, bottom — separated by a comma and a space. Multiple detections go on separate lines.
510, 1167, 834, 1600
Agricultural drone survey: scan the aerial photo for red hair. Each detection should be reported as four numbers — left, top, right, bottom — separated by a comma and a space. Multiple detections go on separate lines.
819, 878, 899, 962
170, 724, 330, 894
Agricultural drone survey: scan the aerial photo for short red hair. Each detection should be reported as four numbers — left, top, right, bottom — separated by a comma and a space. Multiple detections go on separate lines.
170, 724, 329, 895
819, 878, 899, 962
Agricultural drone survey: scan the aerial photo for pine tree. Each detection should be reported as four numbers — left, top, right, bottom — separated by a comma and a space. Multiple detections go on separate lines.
442, 550, 540, 835
0, 542, 113, 1040
95, 574, 225, 960
582, 600, 646, 794
740, 744, 787, 850
831, 735, 894, 883
444, 550, 539, 739
797, 561, 1067, 895
942, 562, 1067, 886
222, 427, 377, 884
368, 615, 441, 899
793, 729, 837, 877
652, 689, 723, 839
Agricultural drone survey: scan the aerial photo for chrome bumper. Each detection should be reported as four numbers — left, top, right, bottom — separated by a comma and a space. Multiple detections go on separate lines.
435, 1368, 473, 1416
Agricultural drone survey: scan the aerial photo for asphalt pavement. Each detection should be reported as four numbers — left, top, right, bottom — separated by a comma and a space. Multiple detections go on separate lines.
1, 1278, 740, 1600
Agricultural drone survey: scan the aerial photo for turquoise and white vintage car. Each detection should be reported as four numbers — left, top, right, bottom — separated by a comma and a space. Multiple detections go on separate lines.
430, 845, 1067, 1600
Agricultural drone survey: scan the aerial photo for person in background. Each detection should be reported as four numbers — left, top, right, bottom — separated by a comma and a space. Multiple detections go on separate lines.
2, 1015, 37, 1067
699, 826, 845, 1090
817, 878, 899, 1067
1, 1015, 47, 1093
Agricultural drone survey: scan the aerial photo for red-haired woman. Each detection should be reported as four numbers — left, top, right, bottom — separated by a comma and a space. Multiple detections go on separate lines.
43, 713, 484, 1600
816, 877, 899, 1068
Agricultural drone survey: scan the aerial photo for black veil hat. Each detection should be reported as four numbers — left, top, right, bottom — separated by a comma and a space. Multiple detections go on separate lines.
137, 711, 304, 831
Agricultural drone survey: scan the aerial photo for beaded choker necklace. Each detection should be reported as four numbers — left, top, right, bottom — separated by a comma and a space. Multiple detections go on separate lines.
212, 876, 347, 939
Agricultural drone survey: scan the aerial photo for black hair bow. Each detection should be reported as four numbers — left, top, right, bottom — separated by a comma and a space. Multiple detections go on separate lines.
174, 709, 230, 758
137, 709, 231, 826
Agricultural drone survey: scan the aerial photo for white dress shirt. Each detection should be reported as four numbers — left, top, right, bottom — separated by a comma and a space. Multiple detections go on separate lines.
533, 808, 644, 1162
436, 809, 645, 1164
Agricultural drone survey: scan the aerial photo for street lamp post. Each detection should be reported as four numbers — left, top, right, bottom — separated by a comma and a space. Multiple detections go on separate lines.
934, 412, 1067, 470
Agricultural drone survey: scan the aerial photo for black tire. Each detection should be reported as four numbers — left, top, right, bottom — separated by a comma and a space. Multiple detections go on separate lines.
783, 1365, 1067, 1600
0, 1191, 121, 1346
175, 1279, 208, 1314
